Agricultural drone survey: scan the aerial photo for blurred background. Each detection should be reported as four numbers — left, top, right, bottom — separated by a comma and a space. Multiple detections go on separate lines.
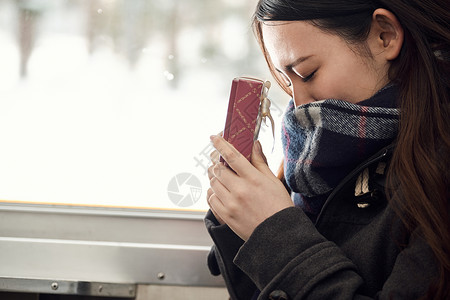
0, 0, 289, 210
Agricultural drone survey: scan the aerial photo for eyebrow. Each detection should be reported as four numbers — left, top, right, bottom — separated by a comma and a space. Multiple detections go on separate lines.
279, 55, 313, 72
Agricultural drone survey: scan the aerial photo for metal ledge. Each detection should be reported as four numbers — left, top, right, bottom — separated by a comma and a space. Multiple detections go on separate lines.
0, 202, 207, 220
0, 277, 136, 297
0, 203, 224, 288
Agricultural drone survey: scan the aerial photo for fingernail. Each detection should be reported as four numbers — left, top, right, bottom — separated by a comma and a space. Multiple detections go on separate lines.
210, 135, 216, 141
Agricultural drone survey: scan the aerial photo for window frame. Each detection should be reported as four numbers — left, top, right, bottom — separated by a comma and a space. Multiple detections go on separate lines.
0, 202, 224, 293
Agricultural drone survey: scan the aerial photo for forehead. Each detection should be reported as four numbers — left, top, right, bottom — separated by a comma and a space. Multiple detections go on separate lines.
261, 21, 332, 67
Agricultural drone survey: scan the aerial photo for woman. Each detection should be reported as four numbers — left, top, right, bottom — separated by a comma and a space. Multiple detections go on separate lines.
206, 0, 449, 299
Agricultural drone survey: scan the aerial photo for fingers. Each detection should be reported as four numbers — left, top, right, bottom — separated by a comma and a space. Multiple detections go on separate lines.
210, 134, 253, 178
208, 164, 214, 180
207, 161, 235, 225
207, 187, 213, 200
208, 162, 236, 189
251, 140, 277, 179
208, 132, 222, 175
210, 150, 220, 165
207, 132, 232, 227
207, 164, 231, 210
206, 188, 225, 225
208, 150, 220, 181
210, 175, 230, 202
252, 141, 268, 164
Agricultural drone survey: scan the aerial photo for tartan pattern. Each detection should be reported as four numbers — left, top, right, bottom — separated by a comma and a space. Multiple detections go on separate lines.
281, 86, 400, 217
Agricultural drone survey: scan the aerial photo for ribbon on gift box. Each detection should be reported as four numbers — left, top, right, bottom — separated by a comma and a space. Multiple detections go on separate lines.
221, 77, 274, 166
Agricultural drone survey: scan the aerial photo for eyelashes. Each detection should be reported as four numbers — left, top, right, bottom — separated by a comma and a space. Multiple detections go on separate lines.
301, 70, 316, 82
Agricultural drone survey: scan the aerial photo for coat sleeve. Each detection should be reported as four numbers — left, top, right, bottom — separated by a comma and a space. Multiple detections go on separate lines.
204, 210, 258, 300
232, 207, 437, 300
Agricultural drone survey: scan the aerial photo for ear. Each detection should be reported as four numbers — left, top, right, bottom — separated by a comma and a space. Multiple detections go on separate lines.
368, 8, 404, 61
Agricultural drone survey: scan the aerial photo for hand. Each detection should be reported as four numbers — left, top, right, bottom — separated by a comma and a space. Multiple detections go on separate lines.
206, 134, 294, 241
207, 147, 225, 225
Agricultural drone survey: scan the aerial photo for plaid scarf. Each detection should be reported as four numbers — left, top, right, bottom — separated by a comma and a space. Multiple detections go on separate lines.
281, 85, 400, 219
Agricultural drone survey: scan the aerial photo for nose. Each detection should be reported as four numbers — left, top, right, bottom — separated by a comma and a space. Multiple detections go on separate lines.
292, 81, 315, 106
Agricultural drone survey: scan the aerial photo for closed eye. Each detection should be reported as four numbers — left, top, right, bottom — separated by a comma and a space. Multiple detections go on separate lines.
301, 70, 316, 83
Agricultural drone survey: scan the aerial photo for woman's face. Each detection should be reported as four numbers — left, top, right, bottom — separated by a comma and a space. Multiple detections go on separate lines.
262, 21, 390, 106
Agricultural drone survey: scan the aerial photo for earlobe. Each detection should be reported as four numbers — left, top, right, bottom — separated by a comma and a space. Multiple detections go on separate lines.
371, 8, 404, 61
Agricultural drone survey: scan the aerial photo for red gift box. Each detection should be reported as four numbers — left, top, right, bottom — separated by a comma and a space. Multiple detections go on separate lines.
221, 77, 265, 166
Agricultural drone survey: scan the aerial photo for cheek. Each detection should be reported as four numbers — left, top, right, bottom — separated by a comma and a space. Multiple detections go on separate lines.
312, 47, 379, 102
311, 63, 373, 103
312, 74, 352, 101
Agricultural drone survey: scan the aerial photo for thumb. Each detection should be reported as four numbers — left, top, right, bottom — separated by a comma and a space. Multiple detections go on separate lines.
251, 141, 274, 177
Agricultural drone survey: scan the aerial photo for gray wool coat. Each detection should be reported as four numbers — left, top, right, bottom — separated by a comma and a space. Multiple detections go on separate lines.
205, 145, 438, 300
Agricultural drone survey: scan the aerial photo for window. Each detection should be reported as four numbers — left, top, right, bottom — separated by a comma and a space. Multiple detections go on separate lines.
0, 0, 288, 211
0, 1, 292, 292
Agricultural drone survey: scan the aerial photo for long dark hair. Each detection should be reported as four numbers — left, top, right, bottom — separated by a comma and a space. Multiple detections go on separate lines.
252, 0, 450, 299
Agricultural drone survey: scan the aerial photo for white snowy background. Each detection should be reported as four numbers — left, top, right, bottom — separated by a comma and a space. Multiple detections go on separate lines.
0, 0, 289, 211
